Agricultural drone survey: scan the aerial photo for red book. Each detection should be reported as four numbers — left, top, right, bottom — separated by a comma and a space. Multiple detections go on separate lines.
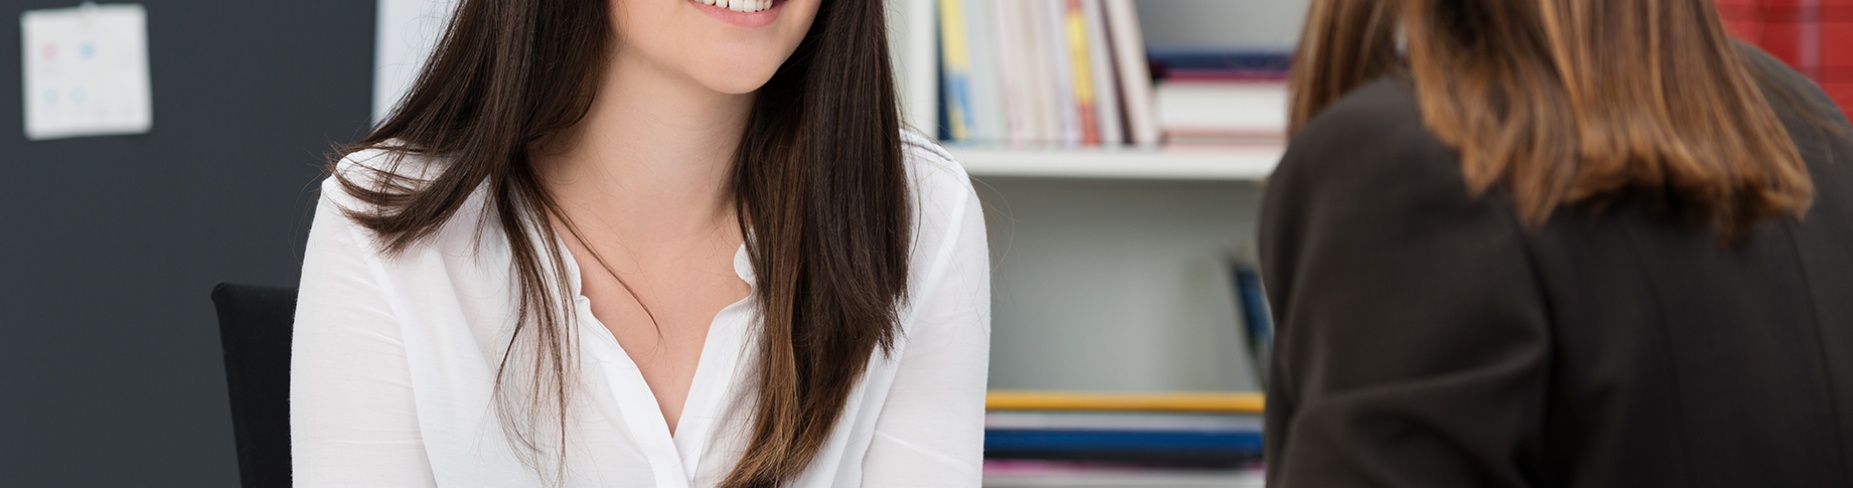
1715, 0, 1853, 117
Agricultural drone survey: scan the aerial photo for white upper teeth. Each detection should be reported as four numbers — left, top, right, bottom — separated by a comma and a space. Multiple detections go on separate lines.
699, 0, 772, 13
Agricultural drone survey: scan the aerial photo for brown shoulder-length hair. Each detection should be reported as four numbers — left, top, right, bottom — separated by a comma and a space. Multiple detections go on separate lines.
329, 0, 909, 486
1289, 0, 1814, 238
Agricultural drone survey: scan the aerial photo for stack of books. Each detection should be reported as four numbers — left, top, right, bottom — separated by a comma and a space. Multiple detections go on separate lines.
982, 390, 1267, 487
1150, 49, 1292, 144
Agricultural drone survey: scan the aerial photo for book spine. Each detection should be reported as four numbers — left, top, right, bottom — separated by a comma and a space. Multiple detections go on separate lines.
1044, 0, 1080, 145
1080, 0, 1124, 146
937, 0, 974, 141
992, 2, 1029, 144
963, 0, 1006, 142
1020, 1, 1057, 143
1064, 0, 1101, 145
1102, 0, 1160, 146
1233, 264, 1273, 384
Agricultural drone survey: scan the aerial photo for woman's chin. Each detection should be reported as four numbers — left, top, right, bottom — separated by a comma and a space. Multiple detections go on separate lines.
689, 66, 781, 96
701, 78, 772, 96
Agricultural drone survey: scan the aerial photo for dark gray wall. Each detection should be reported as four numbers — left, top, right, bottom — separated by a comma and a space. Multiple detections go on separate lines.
0, 1, 374, 485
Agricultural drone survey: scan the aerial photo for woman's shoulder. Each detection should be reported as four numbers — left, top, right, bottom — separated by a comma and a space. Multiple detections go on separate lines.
1735, 42, 1853, 178
1736, 41, 1849, 126
1276, 76, 1467, 196
899, 130, 980, 216
900, 130, 973, 191
315, 144, 487, 256
897, 130, 984, 259
321, 143, 447, 208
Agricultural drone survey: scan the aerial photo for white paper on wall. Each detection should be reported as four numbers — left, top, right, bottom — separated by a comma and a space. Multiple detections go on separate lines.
20, 3, 152, 141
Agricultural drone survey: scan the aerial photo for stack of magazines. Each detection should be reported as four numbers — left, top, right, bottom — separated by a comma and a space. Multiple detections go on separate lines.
1149, 48, 1291, 144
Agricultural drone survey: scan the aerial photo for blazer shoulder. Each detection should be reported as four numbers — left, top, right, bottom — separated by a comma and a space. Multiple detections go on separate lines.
1274, 76, 1469, 197
1736, 41, 1851, 126
1299, 75, 1426, 134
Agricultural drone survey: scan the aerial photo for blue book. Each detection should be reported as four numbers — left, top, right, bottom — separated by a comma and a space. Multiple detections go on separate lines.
1233, 263, 1273, 385
984, 429, 1263, 455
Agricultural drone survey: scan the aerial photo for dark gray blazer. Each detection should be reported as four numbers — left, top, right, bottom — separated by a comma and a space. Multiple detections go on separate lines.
1258, 48, 1853, 488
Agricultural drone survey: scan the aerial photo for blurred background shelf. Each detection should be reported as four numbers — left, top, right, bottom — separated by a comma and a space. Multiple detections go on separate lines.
949, 145, 1283, 181
896, 0, 1301, 485
895, 0, 1304, 395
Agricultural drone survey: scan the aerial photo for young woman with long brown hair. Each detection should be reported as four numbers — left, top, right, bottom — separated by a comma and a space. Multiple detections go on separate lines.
1261, 0, 1852, 486
288, 0, 990, 486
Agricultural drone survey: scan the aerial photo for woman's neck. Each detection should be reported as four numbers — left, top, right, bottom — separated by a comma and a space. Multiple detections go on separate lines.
540, 48, 753, 242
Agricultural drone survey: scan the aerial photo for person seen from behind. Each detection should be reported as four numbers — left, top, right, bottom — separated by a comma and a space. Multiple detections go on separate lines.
1260, 0, 1853, 486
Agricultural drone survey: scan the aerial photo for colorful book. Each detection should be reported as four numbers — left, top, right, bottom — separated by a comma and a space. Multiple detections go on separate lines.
1080, 0, 1125, 146
1063, 0, 1101, 145
938, 0, 975, 141
1039, 0, 1079, 145
1231, 262, 1273, 387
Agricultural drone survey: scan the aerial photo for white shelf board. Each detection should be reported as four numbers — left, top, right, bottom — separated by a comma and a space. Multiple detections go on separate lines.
947, 144, 1284, 181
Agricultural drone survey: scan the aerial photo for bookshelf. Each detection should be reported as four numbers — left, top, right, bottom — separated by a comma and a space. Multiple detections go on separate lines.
949, 145, 1283, 181
894, 0, 1310, 484
888, 0, 1308, 395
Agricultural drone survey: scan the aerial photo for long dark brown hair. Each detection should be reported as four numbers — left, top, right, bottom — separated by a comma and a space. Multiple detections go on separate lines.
328, 0, 910, 485
1290, 0, 1817, 238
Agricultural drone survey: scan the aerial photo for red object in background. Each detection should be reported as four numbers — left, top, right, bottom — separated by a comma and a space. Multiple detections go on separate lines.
1715, 0, 1853, 117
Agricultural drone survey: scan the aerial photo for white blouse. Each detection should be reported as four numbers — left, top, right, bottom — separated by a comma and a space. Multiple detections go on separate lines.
290, 132, 991, 487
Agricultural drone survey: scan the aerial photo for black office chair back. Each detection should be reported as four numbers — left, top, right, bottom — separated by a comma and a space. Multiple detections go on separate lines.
211, 283, 297, 488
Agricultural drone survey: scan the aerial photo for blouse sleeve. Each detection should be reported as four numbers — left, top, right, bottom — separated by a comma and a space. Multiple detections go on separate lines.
1257, 84, 1552, 488
859, 156, 993, 487
290, 174, 438, 486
